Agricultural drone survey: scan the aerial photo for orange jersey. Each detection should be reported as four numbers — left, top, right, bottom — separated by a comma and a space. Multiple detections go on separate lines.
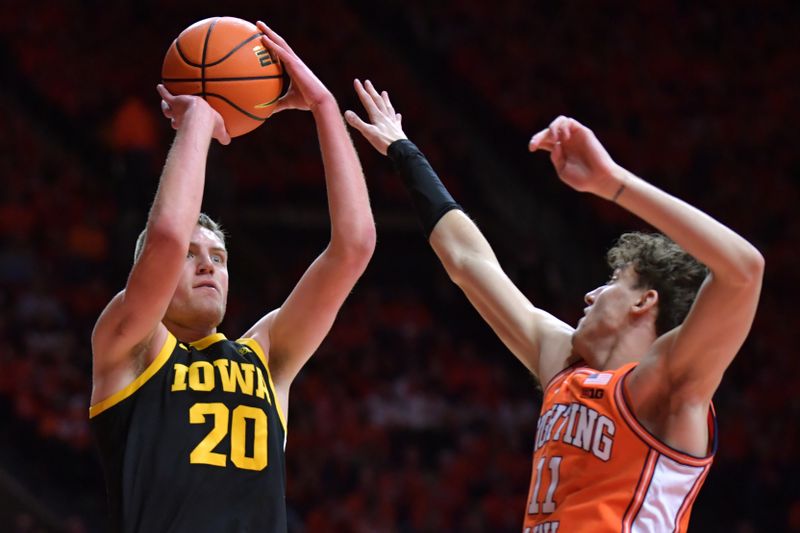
523, 362, 716, 533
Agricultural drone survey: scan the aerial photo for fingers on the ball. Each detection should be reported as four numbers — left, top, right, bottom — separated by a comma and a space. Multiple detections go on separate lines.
256, 21, 294, 53
156, 84, 173, 101
160, 102, 173, 119
260, 35, 287, 63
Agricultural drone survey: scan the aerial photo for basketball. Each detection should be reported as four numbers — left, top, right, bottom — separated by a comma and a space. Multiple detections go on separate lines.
162, 17, 286, 138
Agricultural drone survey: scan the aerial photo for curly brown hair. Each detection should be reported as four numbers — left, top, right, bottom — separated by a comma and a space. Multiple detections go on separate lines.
607, 232, 708, 335
133, 213, 225, 263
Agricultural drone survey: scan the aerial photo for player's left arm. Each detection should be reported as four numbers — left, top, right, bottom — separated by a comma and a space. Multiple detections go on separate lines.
531, 117, 764, 407
619, 172, 764, 407
243, 24, 376, 402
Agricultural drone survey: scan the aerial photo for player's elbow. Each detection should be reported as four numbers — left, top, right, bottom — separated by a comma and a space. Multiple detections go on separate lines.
441, 251, 481, 288
136, 224, 187, 263
333, 226, 376, 269
728, 245, 765, 289
146, 218, 188, 249
745, 247, 766, 280
352, 224, 377, 259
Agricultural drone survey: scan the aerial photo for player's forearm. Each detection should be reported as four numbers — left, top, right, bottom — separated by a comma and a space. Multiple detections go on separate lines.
313, 99, 376, 257
387, 139, 462, 238
387, 140, 492, 277
147, 107, 215, 242
613, 167, 764, 284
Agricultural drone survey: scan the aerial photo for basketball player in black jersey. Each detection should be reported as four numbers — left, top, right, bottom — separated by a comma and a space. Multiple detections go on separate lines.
90, 24, 376, 532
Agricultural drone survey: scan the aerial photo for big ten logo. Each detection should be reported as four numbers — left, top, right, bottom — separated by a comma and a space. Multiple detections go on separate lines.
581, 387, 604, 399
252, 45, 276, 67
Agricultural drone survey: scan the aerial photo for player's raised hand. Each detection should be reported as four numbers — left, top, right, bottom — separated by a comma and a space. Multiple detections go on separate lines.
529, 116, 620, 200
256, 21, 333, 113
156, 84, 230, 145
344, 79, 406, 155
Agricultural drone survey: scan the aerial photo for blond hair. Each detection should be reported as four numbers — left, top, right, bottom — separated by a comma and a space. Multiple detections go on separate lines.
134, 213, 225, 263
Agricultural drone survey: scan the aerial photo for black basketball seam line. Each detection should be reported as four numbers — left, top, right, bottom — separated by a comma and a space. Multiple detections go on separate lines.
204, 93, 267, 121
172, 31, 264, 70
204, 32, 264, 67
201, 18, 219, 98
162, 75, 284, 82
174, 39, 202, 68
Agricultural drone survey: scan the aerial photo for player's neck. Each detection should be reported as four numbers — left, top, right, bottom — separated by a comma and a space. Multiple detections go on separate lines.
586, 323, 656, 371
163, 319, 218, 344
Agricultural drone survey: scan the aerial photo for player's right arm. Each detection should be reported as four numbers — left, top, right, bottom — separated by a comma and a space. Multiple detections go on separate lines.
428, 210, 575, 380
91, 88, 229, 405
345, 80, 575, 383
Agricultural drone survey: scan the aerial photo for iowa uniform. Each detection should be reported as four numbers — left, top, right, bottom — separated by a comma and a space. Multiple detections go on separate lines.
90, 332, 287, 533
523, 362, 716, 533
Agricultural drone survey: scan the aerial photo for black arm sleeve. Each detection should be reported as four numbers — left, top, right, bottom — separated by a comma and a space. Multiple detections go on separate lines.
386, 139, 463, 238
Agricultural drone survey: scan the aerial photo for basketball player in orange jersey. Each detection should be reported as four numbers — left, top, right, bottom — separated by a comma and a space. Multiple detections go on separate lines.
89, 24, 375, 532
345, 79, 763, 532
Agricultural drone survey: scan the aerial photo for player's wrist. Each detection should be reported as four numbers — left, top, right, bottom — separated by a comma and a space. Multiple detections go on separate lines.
605, 165, 630, 203
386, 138, 415, 159
381, 134, 407, 154
182, 100, 219, 128
309, 92, 337, 114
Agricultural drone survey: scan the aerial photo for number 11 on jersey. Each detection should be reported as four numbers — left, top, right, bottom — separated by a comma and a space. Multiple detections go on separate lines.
528, 455, 562, 514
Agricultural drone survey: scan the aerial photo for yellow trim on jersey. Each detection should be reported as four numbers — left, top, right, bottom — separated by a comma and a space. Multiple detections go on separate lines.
189, 332, 227, 350
238, 337, 288, 434
89, 333, 178, 418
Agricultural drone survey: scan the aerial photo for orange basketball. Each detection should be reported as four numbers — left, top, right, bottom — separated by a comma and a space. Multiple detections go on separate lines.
162, 17, 286, 138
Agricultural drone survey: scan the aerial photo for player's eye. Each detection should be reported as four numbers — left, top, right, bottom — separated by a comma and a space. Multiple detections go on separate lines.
187, 251, 195, 259
212, 255, 222, 263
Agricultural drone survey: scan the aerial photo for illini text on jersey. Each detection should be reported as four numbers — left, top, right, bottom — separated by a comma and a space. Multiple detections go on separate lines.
534, 400, 616, 461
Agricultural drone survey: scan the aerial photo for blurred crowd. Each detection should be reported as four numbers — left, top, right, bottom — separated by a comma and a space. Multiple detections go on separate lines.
0, 1, 798, 532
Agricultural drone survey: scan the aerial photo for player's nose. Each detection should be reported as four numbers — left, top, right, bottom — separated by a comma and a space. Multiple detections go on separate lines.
196, 254, 215, 274
584, 287, 599, 305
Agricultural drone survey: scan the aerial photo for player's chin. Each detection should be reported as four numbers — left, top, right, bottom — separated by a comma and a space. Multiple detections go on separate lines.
193, 302, 226, 329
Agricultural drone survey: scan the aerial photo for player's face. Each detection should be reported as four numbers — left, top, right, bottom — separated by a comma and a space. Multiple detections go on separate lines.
572, 265, 643, 356
165, 226, 229, 331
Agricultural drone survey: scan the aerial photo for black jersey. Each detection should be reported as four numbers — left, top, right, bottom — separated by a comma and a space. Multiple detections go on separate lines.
90, 332, 288, 533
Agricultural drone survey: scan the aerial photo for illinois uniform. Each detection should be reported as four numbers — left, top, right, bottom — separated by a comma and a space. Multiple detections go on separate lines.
523, 362, 716, 533
90, 332, 287, 533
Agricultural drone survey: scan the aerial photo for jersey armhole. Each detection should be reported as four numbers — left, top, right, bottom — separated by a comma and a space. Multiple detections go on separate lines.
237, 337, 288, 435
89, 332, 177, 418
616, 368, 718, 465
542, 360, 588, 395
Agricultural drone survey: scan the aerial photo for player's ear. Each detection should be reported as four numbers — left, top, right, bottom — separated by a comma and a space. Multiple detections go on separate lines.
632, 289, 658, 316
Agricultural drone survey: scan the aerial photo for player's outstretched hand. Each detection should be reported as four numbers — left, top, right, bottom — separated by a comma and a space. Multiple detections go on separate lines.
157, 84, 230, 145
528, 116, 620, 200
256, 21, 333, 113
344, 79, 406, 155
